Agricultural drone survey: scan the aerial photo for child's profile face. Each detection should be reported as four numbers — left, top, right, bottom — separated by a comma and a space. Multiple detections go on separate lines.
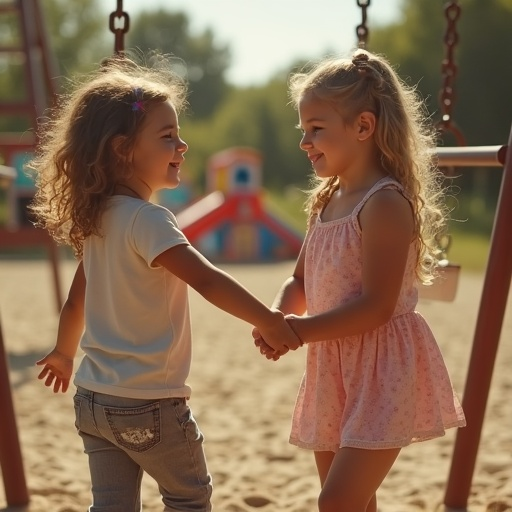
131, 100, 188, 194
297, 92, 361, 180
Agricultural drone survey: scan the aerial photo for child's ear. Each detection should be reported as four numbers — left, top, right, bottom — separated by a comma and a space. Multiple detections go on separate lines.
357, 112, 376, 141
111, 135, 129, 162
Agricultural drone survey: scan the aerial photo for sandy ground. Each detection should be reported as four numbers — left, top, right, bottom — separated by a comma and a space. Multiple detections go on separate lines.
0, 258, 510, 512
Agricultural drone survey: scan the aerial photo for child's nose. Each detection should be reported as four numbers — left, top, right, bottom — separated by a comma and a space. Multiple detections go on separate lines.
178, 138, 188, 153
299, 134, 312, 151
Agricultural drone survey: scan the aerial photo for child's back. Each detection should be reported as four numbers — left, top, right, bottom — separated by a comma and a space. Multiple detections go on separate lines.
32, 53, 302, 512
79, 197, 192, 398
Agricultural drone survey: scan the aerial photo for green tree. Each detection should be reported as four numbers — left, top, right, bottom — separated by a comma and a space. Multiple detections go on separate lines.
41, 0, 109, 76
366, 0, 512, 237
0, 9, 26, 131
369, 0, 512, 146
0, 0, 108, 131
126, 9, 231, 119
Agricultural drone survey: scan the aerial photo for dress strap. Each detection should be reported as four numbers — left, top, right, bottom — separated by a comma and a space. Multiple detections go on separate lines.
350, 177, 406, 236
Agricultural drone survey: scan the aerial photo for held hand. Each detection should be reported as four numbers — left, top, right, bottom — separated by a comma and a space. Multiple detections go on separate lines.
257, 312, 297, 354
36, 349, 74, 393
252, 327, 285, 360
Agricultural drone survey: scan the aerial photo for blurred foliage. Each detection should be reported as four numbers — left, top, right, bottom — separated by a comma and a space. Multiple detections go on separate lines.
370, 0, 512, 146
126, 9, 232, 119
368, 0, 512, 239
182, 76, 311, 189
0, 0, 510, 241
0, 9, 29, 131
41, 0, 109, 75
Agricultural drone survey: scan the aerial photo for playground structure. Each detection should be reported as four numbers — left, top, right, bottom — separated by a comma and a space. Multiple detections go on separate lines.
0, 0, 510, 509
0, 0, 63, 313
175, 147, 303, 262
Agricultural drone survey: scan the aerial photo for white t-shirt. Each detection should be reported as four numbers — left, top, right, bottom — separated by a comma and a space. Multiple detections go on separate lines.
74, 196, 192, 399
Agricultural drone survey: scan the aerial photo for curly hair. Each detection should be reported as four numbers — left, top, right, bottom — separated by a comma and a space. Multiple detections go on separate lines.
28, 53, 188, 258
289, 49, 447, 285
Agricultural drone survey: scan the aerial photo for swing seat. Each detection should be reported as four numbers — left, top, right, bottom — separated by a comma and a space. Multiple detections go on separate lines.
419, 260, 460, 302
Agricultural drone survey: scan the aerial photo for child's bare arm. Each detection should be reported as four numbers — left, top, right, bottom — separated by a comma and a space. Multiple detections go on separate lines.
37, 261, 85, 393
272, 240, 307, 315
153, 244, 302, 353
254, 242, 308, 359
287, 190, 414, 344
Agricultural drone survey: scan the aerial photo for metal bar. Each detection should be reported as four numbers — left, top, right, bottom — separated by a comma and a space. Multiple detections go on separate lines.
0, 103, 34, 113
17, 0, 38, 124
0, 315, 30, 506
436, 145, 507, 167
34, 0, 59, 107
20, 0, 47, 118
444, 124, 512, 507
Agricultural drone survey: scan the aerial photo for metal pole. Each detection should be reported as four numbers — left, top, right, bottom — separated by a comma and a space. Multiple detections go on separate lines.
444, 124, 512, 508
0, 315, 29, 506
437, 145, 507, 168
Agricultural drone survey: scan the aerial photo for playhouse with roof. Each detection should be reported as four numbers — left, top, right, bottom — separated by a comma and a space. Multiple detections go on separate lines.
174, 147, 303, 262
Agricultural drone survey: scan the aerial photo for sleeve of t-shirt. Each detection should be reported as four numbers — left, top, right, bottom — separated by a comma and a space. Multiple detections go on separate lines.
131, 203, 190, 267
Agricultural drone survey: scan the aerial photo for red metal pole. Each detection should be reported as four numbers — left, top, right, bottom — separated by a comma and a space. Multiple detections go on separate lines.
0, 314, 30, 506
444, 123, 512, 508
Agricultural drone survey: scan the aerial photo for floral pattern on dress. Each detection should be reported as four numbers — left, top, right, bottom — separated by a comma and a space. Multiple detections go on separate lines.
289, 178, 466, 452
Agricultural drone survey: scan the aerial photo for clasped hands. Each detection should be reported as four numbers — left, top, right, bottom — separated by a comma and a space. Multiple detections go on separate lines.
253, 313, 303, 361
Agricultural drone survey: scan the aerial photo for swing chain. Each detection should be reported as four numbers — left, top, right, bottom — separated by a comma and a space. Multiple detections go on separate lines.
356, 0, 371, 49
109, 0, 130, 55
438, 0, 465, 146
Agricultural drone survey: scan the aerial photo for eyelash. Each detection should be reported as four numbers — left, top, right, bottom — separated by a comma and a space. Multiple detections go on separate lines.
296, 126, 321, 135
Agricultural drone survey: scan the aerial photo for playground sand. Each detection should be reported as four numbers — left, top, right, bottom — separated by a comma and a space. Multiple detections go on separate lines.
0, 258, 511, 512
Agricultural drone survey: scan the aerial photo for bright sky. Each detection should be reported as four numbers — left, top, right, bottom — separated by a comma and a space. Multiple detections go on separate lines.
115, 0, 402, 86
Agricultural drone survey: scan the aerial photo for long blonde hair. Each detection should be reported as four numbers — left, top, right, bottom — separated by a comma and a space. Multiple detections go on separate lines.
289, 49, 446, 284
28, 53, 188, 258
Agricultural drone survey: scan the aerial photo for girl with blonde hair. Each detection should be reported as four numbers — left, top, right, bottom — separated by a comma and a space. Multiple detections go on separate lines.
255, 49, 465, 512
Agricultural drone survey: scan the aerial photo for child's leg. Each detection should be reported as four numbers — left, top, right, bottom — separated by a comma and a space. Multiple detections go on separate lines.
315, 451, 379, 512
136, 398, 212, 511
317, 447, 400, 512
79, 388, 212, 511
74, 388, 144, 511
314, 451, 335, 486
79, 429, 144, 511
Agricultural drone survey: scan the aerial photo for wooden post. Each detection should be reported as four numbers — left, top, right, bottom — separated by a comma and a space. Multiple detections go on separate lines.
0, 314, 29, 506
444, 129, 512, 508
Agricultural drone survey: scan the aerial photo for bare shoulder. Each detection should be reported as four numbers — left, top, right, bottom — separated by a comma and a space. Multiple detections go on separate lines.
360, 188, 414, 235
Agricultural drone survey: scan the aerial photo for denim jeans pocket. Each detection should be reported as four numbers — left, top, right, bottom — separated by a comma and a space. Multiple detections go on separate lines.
103, 402, 161, 453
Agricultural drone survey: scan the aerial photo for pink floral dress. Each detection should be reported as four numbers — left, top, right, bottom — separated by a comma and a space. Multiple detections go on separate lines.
289, 178, 466, 452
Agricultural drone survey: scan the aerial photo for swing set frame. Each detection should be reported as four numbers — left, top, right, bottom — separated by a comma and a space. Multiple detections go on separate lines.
0, 1, 510, 509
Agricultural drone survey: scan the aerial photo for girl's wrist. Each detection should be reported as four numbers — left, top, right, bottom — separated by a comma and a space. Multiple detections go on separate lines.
287, 316, 308, 345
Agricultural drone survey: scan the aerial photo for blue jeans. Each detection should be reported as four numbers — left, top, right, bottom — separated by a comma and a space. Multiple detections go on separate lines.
73, 387, 212, 511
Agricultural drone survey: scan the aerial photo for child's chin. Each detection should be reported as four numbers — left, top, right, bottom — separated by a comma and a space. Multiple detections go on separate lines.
166, 178, 180, 189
